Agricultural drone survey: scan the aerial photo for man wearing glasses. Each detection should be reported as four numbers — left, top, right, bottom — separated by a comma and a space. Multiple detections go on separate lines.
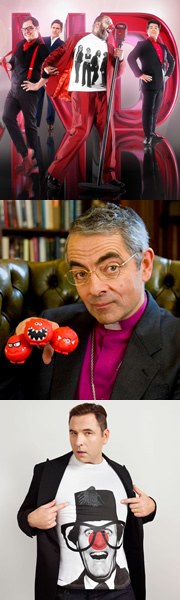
1, 17, 49, 175
1, 203, 180, 399
17, 402, 156, 600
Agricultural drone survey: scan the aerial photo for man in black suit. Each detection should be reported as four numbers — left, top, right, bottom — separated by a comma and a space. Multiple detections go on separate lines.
100, 51, 108, 85
127, 19, 175, 146
82, 47, 92, 87
17, 402, 156, 600
36, 19, 64, 134
91, 50, 101, 85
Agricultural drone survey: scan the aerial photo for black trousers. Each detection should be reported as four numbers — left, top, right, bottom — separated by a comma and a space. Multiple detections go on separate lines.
75, 62, 81, 83
36, 86, 55, 127
3, 87, 39, 158
142, 87, 164, 137
82, 62, 91, 87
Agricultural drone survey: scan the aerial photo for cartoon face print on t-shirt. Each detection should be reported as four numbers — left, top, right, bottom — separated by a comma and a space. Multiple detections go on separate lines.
61, 486, 129, 588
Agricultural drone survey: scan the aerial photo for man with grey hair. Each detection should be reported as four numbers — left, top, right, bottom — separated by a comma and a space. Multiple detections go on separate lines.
1, 202, 180, 399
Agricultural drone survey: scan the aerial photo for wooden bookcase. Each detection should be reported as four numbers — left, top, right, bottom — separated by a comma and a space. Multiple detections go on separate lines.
1, 199, 180, 261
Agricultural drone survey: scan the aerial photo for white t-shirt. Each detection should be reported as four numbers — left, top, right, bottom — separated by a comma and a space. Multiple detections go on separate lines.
55, 455, 130, 589
68, 33, 108, 92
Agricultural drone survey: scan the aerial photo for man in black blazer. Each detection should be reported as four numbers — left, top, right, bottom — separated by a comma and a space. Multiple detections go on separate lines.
17, 402, 156, 600
127, 19, 175, 146
36, 19, 64, 133
1, 203, 180, 400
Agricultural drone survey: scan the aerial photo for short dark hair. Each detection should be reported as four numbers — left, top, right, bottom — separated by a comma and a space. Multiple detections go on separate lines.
51, 19, 63, 30
147, 19, 161, 31
69, 403, 107, 434
23, 16, 39, 27
65, 203, 150, 269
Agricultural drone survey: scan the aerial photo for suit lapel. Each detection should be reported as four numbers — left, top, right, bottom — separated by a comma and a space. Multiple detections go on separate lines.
37, 452, 73, 545
147, 38, 164, 65
103, 455, 134, 496
110, 332, 161, 399
110, 293, 162, 399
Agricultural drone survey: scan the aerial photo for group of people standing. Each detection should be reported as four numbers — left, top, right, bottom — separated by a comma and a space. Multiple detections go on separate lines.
0, 13, 175, 196
75, 45, 108, 87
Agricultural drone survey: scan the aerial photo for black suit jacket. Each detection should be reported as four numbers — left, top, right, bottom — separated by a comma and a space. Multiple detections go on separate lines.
17, 452, 156, 600
43, 36, 64, 53
1, 291, 180, 399
127, 38, 175, 91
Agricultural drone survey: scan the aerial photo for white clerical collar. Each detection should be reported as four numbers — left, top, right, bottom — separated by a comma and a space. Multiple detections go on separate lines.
104, 322, 121, 330
51, 36, 60, 45
84, 569, 116, 589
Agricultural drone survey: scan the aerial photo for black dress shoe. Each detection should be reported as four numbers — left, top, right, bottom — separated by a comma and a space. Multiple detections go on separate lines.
143, 136, 153, 146
152, 132, 164, 140
105, 178, 125, 189
152, 133, 164, 144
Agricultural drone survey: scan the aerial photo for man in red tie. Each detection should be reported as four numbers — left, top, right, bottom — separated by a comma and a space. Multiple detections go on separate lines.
127, 19, 175, 147
1, 16, 49, 175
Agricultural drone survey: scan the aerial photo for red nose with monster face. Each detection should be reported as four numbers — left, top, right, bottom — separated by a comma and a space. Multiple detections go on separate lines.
24, 318, 53, 345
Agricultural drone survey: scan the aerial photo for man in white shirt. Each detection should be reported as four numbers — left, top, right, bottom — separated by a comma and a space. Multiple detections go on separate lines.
21, 14, 126, 197
17, 402, 156, 600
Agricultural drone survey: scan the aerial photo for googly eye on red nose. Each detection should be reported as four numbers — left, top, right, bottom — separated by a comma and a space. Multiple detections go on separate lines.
89, 531, 109, 550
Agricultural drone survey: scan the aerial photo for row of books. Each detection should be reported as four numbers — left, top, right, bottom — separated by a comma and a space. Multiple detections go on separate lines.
1, 236, 67, 262
0, 200, 83, 230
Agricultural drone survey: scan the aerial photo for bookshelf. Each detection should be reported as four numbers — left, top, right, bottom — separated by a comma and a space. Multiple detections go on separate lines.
0, 200, 91, 261
1, 199, 179, 261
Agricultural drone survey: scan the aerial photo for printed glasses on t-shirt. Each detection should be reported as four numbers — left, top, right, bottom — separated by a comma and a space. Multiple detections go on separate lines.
61, 520, 125, 551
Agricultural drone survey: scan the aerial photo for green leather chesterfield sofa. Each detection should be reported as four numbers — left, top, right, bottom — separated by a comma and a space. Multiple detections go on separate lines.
0, 255, 180, 352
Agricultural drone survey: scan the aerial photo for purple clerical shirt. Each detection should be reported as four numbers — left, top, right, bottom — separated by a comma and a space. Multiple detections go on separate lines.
75, 293, 148, 400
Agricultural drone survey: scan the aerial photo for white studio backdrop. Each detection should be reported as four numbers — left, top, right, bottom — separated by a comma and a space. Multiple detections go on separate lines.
0, 399, 180, 600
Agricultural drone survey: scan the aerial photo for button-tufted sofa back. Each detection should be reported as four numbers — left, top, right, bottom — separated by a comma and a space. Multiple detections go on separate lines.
0, 255, 180, 352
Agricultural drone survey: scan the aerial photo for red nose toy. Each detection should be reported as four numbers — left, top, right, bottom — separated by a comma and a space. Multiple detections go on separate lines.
51, 326, 79, 354
4, 334, 33, 364
5, 318, 79, 363
24, 318, 53, 346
